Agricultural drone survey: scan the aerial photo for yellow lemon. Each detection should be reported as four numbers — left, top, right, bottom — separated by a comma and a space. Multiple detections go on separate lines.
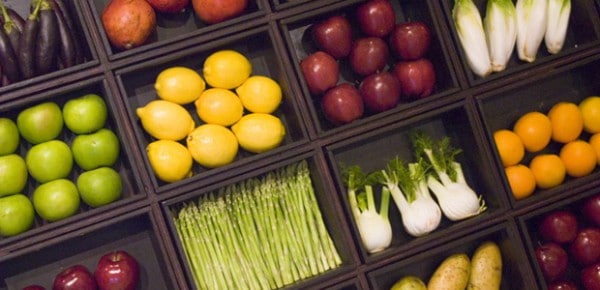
194, 88, 244, 126
231, 113, 286, 153
154, 66, 205, 105
147, 140, 193, 183
203, 50, 252, 89
579, 96, 600, 133
236, 75, 282, 113
136, 100, 195, 141
187, 124, 238, 168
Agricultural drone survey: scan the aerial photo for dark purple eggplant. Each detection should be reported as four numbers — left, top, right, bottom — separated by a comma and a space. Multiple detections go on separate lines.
0, 4, 23, 56
48, 0, 75, 68
17, 0, 42, 79
51, 0, 82, 64
35, 0, 58, 75
0, 24, 20, 83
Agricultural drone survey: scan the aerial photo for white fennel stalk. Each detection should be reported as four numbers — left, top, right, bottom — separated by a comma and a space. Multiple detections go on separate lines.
453, 0, 492, 77
545, 0, 571, 54
516, 0, 548, 62
484, 0, 517, 72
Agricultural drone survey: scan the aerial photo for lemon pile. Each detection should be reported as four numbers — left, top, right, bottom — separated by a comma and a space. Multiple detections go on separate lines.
137, 50, 286, 183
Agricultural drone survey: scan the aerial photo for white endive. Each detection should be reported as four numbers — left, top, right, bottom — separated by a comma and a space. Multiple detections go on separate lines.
484, 0, 517, 72
545, 0, 571, 54
516, 0, 548, 62
453, 0, 492, 77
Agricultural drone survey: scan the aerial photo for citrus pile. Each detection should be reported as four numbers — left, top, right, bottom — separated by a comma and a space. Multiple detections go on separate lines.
138, 50, 286, 183
494, 96, 600, 200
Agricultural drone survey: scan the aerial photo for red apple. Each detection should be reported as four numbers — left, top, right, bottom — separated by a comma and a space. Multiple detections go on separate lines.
53, 264, 97, 290
94, 250, 140, 290
349, 37, 389, 76
548, 280, 578, 290
21, 286, 46, 290
582, 263, 600, 290
535, 242, 569, 282
191, 0, 248, 24
538, 210, 579, 244
311, 15, 353, 59
146, 0, 189, 13
570, 228, 600, 266
321, 83, 364, 125
300, 51, 339, 96
358, 72, 401, 113
392, 58, 436, 99
389, 22, 431, 60
356, 0, 396, 37
583, 194, 600, 227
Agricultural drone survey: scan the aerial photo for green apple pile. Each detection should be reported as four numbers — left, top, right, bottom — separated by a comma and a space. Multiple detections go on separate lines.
0, 94, 123, 238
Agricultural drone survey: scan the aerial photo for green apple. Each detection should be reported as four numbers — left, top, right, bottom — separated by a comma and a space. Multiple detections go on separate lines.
77, 167, 122, 207
33, 178, 80, 222
71, 128, 120, 171
0, 194, 35, 237
26, 140, 73, 183
17, 101, 64, 144
62, 94, 108, 134
0, 154, 28, 197
0, 117, 20, 155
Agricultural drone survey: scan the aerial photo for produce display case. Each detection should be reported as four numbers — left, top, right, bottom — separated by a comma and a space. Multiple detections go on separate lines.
1, 0, 600, 289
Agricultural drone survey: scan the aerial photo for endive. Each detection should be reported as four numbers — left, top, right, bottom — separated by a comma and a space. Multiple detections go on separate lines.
484, 0, 517, 72
516, 0, 547, 62
545, 0, 571, 54
453, 0, 492, 77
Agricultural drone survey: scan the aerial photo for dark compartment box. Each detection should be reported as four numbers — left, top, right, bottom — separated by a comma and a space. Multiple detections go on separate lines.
84, 0, 266, 61
439, 0, 600, 86
0, 208, 177, 290
518, 189, 600, 290
477, 54, 600, 209
160, 152, 357, 290
116, 25, 309, 195
367, 221, 538, 290
325, 100, 509, 263
0, 76, 145, 250
279, 0, 460, 136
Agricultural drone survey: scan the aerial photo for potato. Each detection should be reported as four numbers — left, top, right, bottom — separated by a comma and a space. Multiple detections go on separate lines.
390, 276, 426, 290
467, 241, 502, 290
427, 253, 471, 290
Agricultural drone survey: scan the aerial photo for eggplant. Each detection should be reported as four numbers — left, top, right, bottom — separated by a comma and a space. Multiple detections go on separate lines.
0, 4, 23, 57
35, 0, 59, 75
17, 0, 42, 79
0, 25, 20, 83
48, 0, 75, 68
51, 0, 83, 64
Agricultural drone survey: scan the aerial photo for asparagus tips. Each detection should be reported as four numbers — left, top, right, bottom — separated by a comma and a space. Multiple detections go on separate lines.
516, 0, 548, 63
453, 0, 492, 77
484, 0, 517, 72
545, 0, 571, 54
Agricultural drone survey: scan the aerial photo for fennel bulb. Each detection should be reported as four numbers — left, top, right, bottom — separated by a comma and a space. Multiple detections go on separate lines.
484, 0, 517, 72
343, 165, 392, 254
545, 0, 571, 54
516, 0, 548, 62
411, 132, 487, 221
373, 157, 442, 237
453, 0, 492, 77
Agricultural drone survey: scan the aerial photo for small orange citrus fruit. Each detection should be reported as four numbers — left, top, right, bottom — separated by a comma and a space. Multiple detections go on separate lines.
529, 154, 566, 189
590, 133, 600, 165
513, 111, 552, 152
579, 96, 600, 133
548, 102, 583, 143
559, 140, 597, 178
494, 129, 525, 167
505, 164, 536, 200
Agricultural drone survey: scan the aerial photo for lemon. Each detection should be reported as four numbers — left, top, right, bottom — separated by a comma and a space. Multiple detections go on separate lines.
236, 75, 283, 113
194, 88, 244, 126
147, 140, 193, 183
136, 100, 195, 141
187, 124, 238, 168
154, 66, 205, 105
203, 50, 252, 89
231, 113, 286, 153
